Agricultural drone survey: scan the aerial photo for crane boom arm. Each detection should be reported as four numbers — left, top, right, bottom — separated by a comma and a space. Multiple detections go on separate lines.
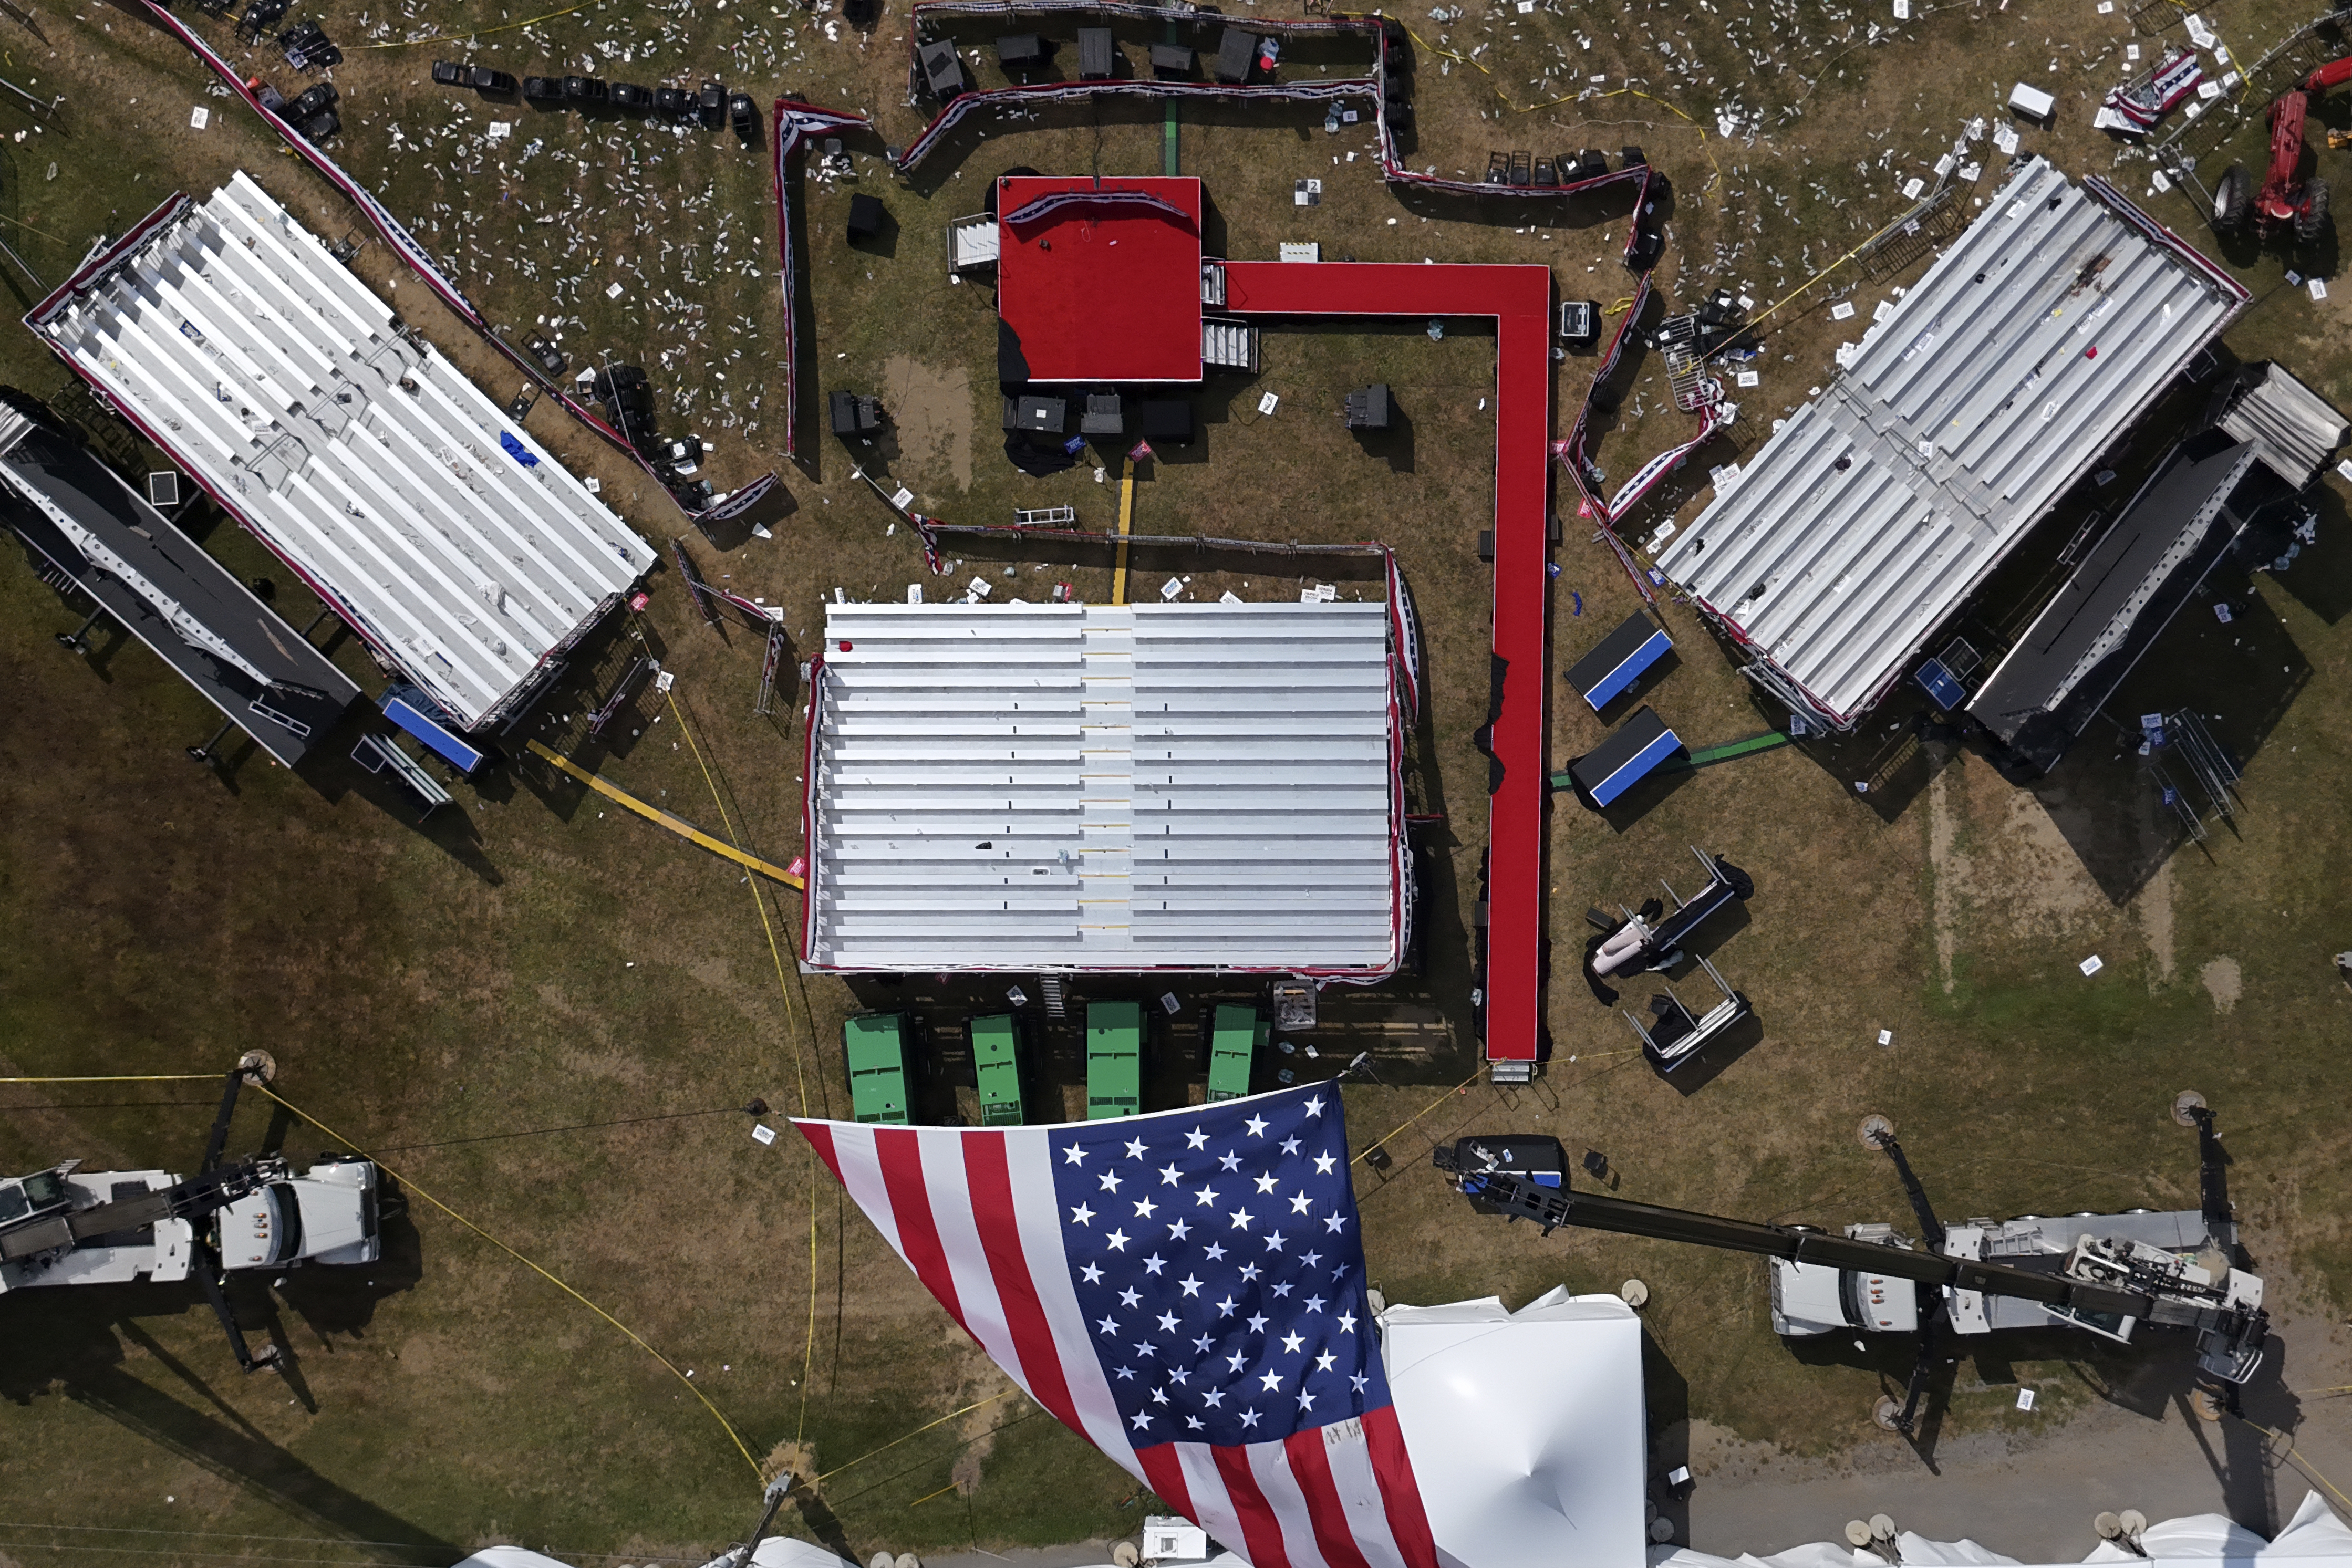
1437, 1159, 2156, 1321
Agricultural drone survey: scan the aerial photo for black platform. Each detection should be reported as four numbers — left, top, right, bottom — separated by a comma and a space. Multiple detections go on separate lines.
0, 397, 360, 766
1563, 610, 1671, 711
1969, 431, 2275, 776
1567, 704, 1681, 809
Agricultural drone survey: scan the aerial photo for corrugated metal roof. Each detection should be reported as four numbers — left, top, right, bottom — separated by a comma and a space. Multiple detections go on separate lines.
35, 173, 654, 728
1656, 159, 2245, 725
804, 600, 1401, 974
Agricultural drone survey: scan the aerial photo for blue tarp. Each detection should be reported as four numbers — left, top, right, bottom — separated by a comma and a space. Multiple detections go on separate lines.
381, 683, 486, 774
499, 431, 540, 467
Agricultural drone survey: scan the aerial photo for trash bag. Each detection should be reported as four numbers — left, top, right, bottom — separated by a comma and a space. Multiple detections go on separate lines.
1713, 855, 1755, 900
1004, 433, 1074, 477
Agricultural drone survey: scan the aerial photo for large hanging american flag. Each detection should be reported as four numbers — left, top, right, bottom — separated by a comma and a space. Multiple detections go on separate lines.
795, 1083, 1437, 1568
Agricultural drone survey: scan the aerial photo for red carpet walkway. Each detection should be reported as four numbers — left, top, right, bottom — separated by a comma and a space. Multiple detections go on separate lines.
1222, 262, 1553, 1066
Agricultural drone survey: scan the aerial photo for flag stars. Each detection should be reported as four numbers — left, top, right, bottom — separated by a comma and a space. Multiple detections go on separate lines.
1098, 1171, 1123, 1193
1178, 1275, 1203, 1297
1134, 1197, 1159, 1219
1192, 1334, 1213, 1354
1204, 1243, 1227, 1262
1070, 1203, 1096, 1227
1314, 1152, 1338, 1176
1142, 1254, 1166, 1276
1218, 1152, 1242, 1172
1239, 1263, 1262, 1283
1119, 1288, 1142, 1309
1281, 1331, 1305, 1355
1125, 1137, 1148, 1161
1194, 1186, 1220, 1208
1339, 1311, 1358, 1334
1350, 1372, 1370, 1393
1156, 1311, 1180, 1334
1201, 1389, 1225, 1408
1272, 1281, 1293, 1299
1186, 1415, 1205, 1431
1265, 1232, 1288, 1254
1158, 1164, 1183, 1187
1301, 1251, 1322, 1270
1245, 1116, 1269, 1138
1240, 1408, 1261, 1430
1280, 1136, 1302, 1156
1169, 1367, 1190, 1387
1247, 1312, 1269, 1334
1229, 1209, 1255, 1231
1106, 1229, 1131, 1252
1305, 1295, 1327, 1314
1063, 1144, 1089, 1166
1259, 1369, 1283, 1392
1080, 1263, 1104, 1285
1150, 1386, 1169, 1406
1290, 1192, 1313, 1214
1297, 1390, 1317, 1412
1305, 1095, 1325, 1117
1096, 1316, 1121, 1336
1323, 1214, 1348, 1233
1131, 1410, 1154, 1431
1217, 1296, 1237, 1317
1226, 1350, 1248, 1373
1253, 1174, 1280, 1196
1185, 1127, 1209, 1150
1135, 1342, 1158, 1359
1116, 1365, 1136, 1381
1167, 1219, 1192, 1241
1315, 1350, 1338, 1372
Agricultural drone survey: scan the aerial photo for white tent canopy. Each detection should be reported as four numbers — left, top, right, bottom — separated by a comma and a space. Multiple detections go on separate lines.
1379, 1286, 1650, 1568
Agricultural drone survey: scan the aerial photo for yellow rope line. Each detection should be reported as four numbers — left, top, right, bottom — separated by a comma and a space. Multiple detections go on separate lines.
658, 686, 826, 1448
524, 738, 804, 889
1352, 1064, 1491, 1166
252, 1084, 763, 1480
1351, 15, 1723, 198
0, 1074, 224, 1083
357, 0, 593, 48
2233, 1415, 2352, 1515
814, 1389, 1016, 1481
1114, 469, 1136, 606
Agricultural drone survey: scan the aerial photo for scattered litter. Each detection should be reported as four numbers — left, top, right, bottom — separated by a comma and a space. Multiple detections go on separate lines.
1161, 576, 1185, 600
968, 576, 993, 598
2080, 955, 2105, 977
2313, 278, 2331, 302
1876, 1030, 1894, 1047
1160, 992, 1182, 1014
1257, 391, 1280, 416
1737, 370, 1761, 388
189, 106, 210, 130
1220, 589, 1244, 605
1007, 985, 1029, 1006
2214, 602, 2233, 624
1831, 300, 1857, 320
752, 1124, 778, 1145
2017, 1388, 2038, 1411
606, 281, 625, 299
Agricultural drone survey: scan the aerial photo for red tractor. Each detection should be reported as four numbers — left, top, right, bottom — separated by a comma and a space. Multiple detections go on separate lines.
2214, 56, 2352, 243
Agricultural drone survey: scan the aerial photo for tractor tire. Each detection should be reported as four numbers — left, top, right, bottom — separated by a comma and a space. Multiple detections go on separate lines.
2298, 178, 2332, 244
2214, 164, 2255, 232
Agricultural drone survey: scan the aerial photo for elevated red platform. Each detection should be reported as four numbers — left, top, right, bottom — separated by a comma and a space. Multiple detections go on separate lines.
996, 175, 1205, 384
1221, 261, 1553, 1064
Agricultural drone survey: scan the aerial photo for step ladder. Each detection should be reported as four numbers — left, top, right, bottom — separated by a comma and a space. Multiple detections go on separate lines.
1487, 1058, 1536, 1085
754, 622, 787, 717
1039, 973, 1068, 1020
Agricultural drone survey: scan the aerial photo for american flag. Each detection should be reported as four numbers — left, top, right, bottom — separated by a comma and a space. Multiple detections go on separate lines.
795, 1083, 1437, 1568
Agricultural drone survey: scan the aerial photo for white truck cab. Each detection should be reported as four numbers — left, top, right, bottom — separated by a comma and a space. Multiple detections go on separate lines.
213, 1158, 382, 1269
1768, 1223, 1921, 1336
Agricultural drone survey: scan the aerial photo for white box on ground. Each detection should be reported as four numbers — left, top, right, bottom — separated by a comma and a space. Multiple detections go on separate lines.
2080, 954, 2105, 976
2017, 1388, 2037, 1411
2009, 81, 2057, 122
1142, 1517, 1212, 1562
751, 1124, 778, 1146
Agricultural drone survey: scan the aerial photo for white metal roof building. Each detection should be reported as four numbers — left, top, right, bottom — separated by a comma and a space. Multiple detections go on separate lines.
28, 172, 654, 731
1656, 159, 2248, 729
800, 600, 1408, 978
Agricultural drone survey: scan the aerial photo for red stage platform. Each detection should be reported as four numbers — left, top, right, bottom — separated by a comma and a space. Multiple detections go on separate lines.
1222, 261, 1553, 1066
996, 175, 1204, 384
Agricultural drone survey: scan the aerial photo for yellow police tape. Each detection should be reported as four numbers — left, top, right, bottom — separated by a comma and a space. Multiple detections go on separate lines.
524, 739, 804, 890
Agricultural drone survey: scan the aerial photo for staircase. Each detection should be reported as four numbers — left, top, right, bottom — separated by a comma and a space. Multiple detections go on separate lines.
1040, 973, 1068, 1020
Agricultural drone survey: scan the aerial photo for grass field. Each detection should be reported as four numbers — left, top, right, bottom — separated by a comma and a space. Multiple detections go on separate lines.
3, 0, 2352, 1560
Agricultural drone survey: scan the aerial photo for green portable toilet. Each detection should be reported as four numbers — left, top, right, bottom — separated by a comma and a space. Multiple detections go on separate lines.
971, 1013, 1025, 1127
1206, 1004, 1265, 1102
1086, 1001, 1144, 1120
843, 1012, 913, 1125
